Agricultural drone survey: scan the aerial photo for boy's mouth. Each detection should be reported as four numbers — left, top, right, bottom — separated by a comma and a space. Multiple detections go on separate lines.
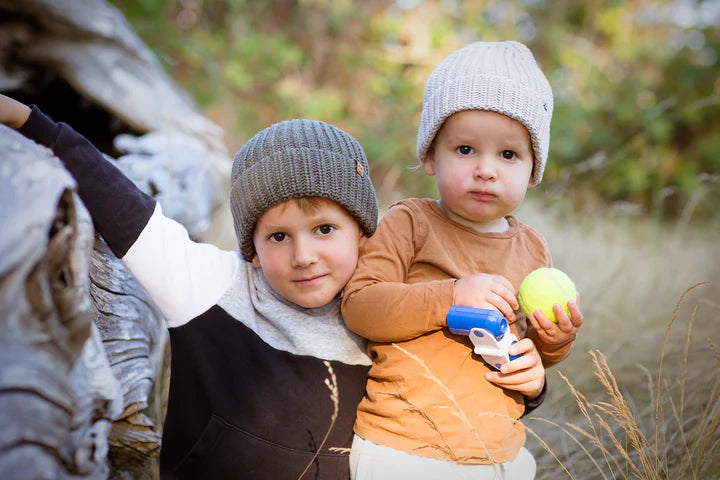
293, 274, 328, 286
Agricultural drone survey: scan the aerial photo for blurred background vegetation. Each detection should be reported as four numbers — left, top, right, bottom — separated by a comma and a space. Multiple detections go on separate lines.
111, 0, 720, 224
108, 1, 720, 476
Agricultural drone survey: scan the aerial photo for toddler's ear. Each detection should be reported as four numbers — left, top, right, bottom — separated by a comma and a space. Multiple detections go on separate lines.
422, 156, 437, 176
252, 255, 262, 269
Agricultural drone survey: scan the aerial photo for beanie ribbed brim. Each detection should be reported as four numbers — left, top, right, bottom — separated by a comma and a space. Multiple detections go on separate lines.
229, 119, 378, 261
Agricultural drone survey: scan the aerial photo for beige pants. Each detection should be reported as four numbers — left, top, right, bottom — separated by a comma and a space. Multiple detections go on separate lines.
349, 434, 536, 480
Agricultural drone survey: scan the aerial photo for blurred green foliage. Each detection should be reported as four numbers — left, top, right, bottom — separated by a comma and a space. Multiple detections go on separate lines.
111, 0, 719, 219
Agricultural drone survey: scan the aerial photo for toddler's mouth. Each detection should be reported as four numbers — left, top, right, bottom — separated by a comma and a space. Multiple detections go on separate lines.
470, 190, 496, 200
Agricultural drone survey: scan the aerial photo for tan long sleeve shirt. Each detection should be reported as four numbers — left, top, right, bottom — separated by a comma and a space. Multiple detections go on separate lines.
342, 198, 574, 464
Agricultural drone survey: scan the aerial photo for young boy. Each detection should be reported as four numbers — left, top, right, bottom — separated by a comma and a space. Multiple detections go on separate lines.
0, 94, 379, 479
341, 41, 584, 478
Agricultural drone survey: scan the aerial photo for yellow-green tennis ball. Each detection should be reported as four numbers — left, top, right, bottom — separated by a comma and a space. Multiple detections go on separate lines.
518, 267, 577, 323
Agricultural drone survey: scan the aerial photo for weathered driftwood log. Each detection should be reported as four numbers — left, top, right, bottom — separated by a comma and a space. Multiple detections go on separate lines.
0, 0, 230, 478
89, 239, 167, 480
0, 125, 123, 479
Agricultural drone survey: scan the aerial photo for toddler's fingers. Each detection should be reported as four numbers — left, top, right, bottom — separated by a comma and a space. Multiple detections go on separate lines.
491, 274, 516, 295
500, 340, 538, 373
552, 303, 573, 330
553, 303, 581, 334
508, 338, 534, 356
567, 300, 584, 328
487, 293, 516, 322
492, 278, 519, 311
487, 368, 544, 397
531, 308, 555, 331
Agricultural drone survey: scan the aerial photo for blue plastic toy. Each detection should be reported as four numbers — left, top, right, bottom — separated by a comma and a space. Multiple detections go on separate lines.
447, 306, 520, 370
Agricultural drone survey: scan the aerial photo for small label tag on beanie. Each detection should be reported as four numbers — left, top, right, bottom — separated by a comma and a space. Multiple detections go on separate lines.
356, 160, 365, 176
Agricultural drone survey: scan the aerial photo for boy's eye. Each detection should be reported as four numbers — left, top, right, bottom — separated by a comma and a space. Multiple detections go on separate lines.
456, 145, 474, 155
316, 224, 335, 235
500, 150, 517, 160
270, 232, 287, 242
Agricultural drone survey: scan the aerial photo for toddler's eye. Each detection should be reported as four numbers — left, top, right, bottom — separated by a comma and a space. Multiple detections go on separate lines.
270, 232, 287, 242
317, 225, 335, 235
457, 145, 474, 155
500, 150, 516, 160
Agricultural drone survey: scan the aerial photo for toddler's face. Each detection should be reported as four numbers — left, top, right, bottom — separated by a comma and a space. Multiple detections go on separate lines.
251, 198, 364, 308
423, 110, 534, 232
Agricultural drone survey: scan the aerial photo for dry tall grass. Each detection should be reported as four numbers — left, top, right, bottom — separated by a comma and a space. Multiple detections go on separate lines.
516, 200, 720, 479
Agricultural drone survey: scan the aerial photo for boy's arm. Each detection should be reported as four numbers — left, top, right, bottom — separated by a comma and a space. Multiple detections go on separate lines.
5, 97, 238, 326
341, 203, 453, 342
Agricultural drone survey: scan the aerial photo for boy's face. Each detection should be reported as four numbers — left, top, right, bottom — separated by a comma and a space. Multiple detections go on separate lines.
251, 198, 365, 309
423, 110, 534, 232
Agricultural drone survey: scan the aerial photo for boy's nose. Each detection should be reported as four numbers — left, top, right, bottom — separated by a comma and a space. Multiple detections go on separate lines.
291, 238, 319, 268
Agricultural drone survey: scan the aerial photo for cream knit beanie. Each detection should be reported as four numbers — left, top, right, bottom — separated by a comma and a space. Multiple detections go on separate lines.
417, 41, 553, 186
231, 119, 378, 261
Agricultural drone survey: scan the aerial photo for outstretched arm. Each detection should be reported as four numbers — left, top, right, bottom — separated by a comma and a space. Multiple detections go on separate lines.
1, 95, 237, 327
3, 96, 156, 259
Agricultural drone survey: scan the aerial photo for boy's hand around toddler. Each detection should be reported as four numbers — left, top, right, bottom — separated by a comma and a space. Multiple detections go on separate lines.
454, 273, 518, 323
527, 298, 583, 346
485, 338, 545, 399
0, 94, 31, 129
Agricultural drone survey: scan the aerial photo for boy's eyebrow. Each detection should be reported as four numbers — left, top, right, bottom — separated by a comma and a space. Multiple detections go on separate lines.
256, 213, 340, 232
256, 223, 287, 232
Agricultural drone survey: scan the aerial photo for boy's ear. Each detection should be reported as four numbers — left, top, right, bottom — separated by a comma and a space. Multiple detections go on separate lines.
252, 255, 262, 269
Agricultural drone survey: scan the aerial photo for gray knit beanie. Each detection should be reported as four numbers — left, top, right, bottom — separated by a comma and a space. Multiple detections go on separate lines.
417, 41, 553, 186
230, 119, 378, 261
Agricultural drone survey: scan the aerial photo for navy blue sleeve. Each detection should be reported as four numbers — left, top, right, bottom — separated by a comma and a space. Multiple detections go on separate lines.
522, 376, 547, 417
18, 105, 156, 258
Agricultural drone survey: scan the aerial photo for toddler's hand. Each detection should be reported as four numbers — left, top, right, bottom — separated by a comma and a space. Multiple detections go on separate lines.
454, 273, 518, 322
485, 338, 545, 399
527, 297, 583, 345
0, 94, 31, 129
